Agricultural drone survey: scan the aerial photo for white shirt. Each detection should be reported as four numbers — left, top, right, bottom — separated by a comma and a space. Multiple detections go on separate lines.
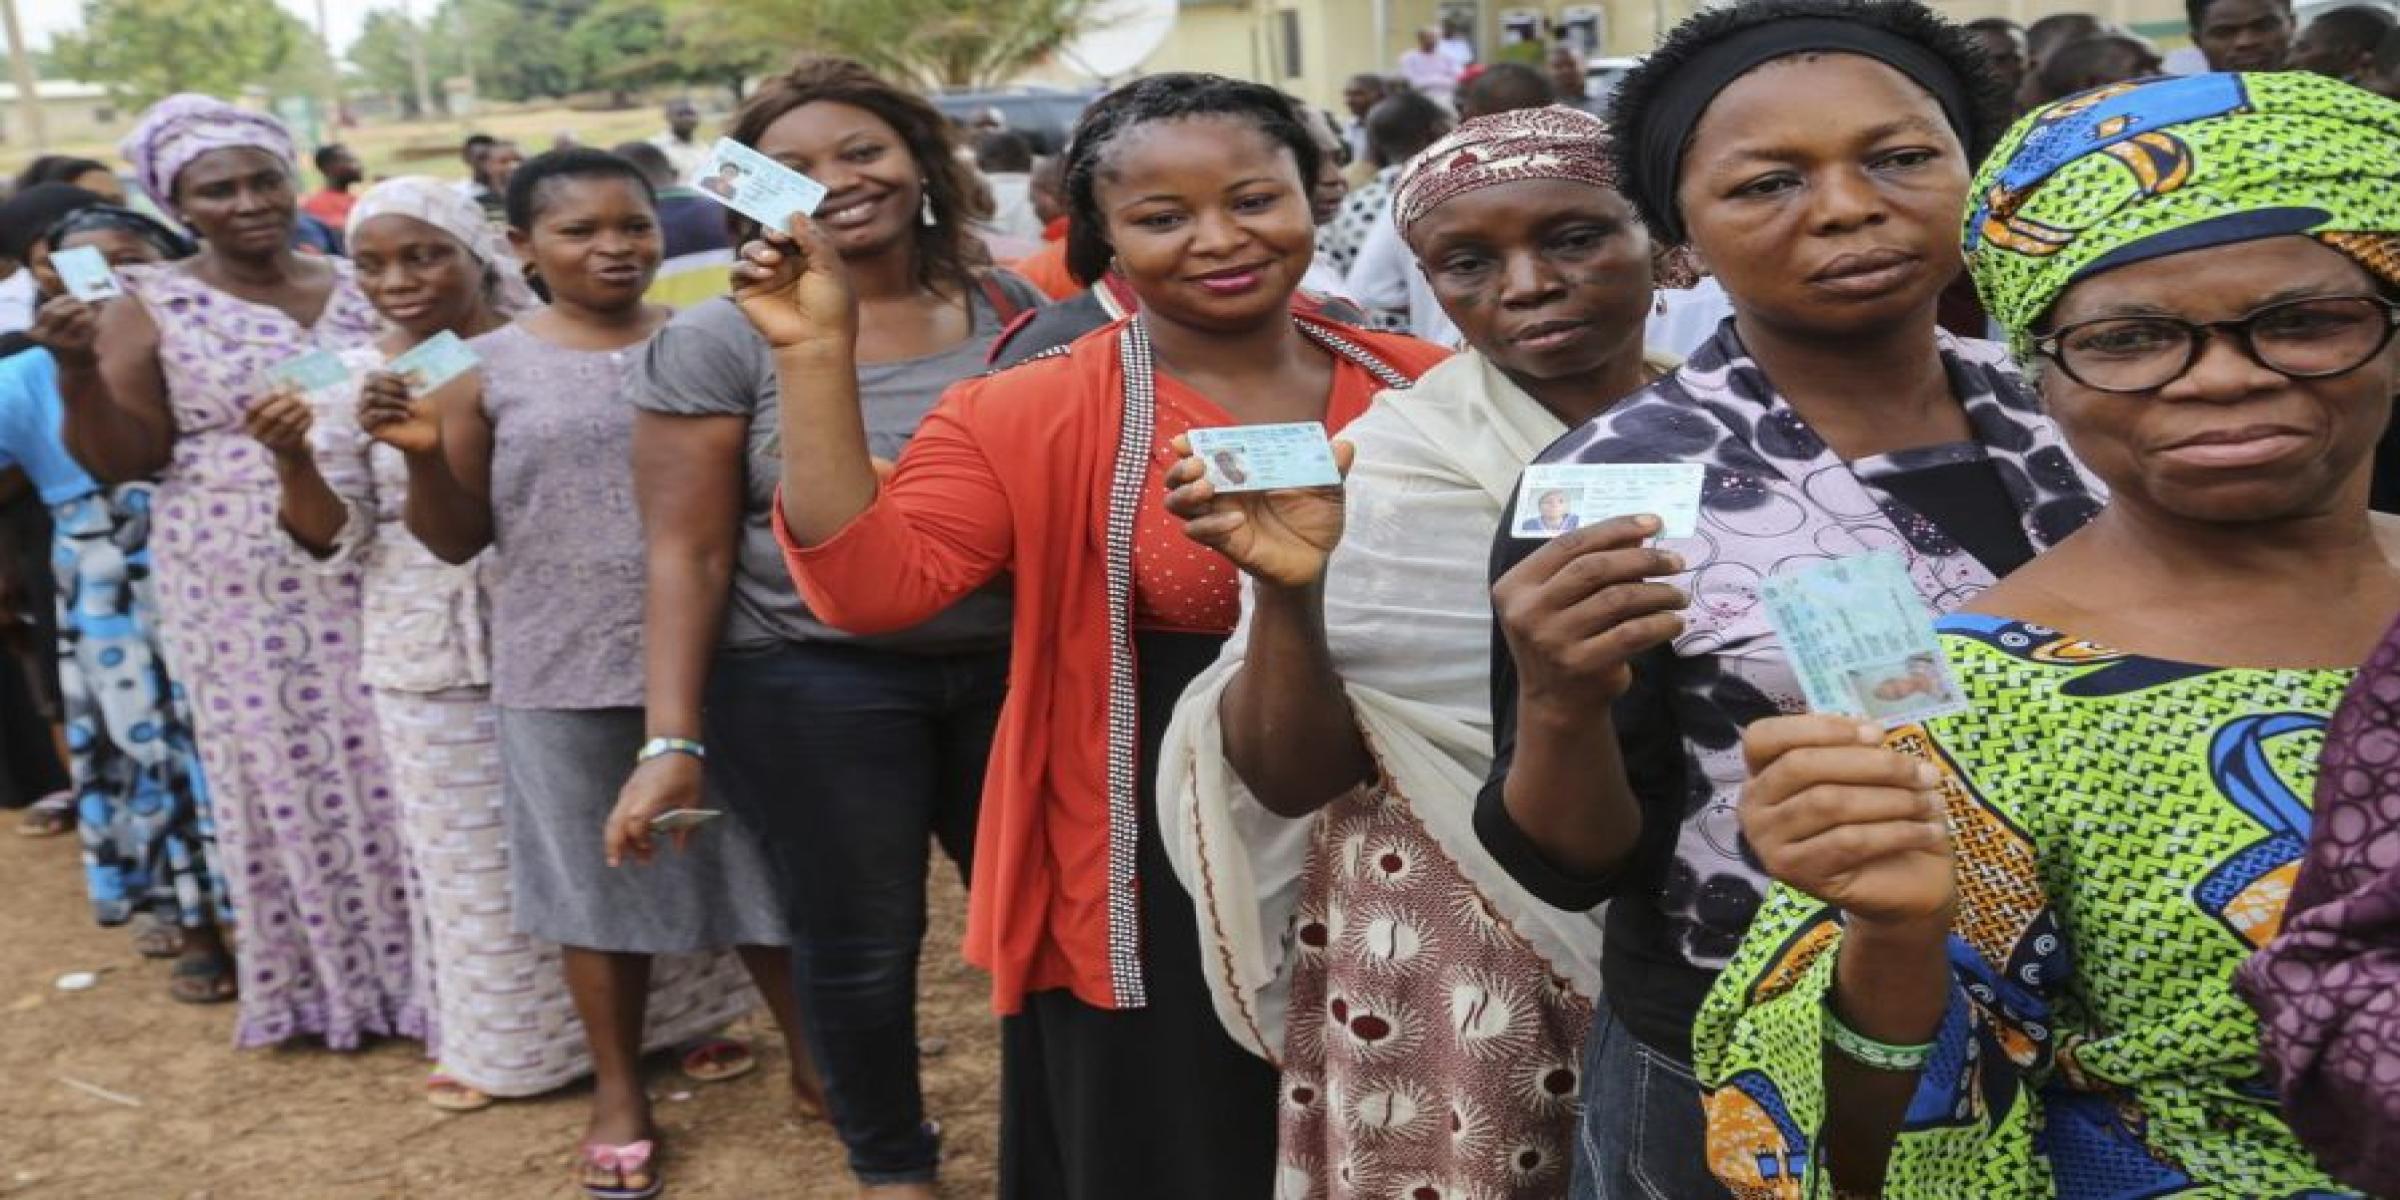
1347, 212, 1459, 347
1645, 277, 1738, 359
1400, 49, 1464, 103
0, 269, 34, 335
1438, 36, 1475, 67
982, 172, 1044, 242
649, 131, 710, 180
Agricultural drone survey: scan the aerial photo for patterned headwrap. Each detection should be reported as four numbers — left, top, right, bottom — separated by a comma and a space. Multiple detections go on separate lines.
347, 176, 541, 315
44, 204, 197, 262
1391, 104, 1702, 289
1965, 71, 2400, 357
119, 93, 297, 208
1392, 105, 1622, 241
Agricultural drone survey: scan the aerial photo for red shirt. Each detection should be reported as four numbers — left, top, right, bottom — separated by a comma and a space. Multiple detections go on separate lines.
300, 188, 356, 231
775, 318, 1447, 1013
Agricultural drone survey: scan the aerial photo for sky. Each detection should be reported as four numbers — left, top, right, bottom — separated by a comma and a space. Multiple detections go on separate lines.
14, 0, 393, 56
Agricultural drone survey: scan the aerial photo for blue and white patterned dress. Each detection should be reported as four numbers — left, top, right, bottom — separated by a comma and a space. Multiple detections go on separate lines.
0, 347, 218, 928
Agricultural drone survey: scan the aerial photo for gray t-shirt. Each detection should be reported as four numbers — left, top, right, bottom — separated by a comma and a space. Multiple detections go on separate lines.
629, 283, 1037, 652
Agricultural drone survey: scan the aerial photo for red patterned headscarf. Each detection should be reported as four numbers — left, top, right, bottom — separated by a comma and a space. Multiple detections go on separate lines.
1390, 104, 1700, 288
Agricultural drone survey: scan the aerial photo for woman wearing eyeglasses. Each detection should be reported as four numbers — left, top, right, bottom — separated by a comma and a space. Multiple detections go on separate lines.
1702, 71, 2400, 1197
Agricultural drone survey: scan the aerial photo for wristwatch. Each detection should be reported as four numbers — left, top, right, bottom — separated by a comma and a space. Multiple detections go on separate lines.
636, 736, 705, 765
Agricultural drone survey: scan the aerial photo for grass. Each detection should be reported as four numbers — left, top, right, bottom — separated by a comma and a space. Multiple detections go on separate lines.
2, 102, 721, 191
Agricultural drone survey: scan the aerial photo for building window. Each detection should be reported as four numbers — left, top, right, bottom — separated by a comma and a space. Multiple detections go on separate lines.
1280, 8, 1303, 78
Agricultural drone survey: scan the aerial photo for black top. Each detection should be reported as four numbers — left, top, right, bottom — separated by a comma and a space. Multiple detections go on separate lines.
1473, 456, 2035, 1061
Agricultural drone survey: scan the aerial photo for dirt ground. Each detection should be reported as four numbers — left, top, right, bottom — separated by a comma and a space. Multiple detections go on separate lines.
0, 828, 1002, 1199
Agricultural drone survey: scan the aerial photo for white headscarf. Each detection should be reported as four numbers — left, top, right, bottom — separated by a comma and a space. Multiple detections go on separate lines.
346, 175, 539, 315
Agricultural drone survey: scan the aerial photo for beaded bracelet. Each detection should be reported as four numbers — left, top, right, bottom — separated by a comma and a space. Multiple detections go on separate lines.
1823, 1004, 1933, 1072
636, 736, 706, 765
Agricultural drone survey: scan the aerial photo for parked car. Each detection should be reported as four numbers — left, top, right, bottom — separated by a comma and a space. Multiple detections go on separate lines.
930, 88, 1102, 155
1584, 56, 1644, 100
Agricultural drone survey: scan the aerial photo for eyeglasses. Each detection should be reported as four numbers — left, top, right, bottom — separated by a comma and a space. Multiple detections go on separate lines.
2033, 295, 2400, 394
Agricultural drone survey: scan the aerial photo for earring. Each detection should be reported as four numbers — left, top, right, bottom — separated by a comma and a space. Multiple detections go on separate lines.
920, 183, 937, 227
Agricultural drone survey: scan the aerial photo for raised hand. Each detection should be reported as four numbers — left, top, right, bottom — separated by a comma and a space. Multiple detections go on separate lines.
243, 387, 315, 463
730, 214, 858, 355
356, 369, 442, 457
1493, 514, 1689, 711
1738, 714, 1956, 928
27, 294, 100, 366
1163, 434, 1353, 589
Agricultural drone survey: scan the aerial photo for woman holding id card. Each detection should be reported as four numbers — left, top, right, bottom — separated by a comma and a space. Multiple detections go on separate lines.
743, 74, 1445, 1198
1711, 71, 2400, 1198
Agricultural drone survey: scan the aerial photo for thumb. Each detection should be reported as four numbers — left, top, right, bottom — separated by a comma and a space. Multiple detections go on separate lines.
1331, 439, 1357, 480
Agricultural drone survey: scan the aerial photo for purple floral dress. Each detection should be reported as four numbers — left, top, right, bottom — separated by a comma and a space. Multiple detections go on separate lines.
120, 261, 420, 1050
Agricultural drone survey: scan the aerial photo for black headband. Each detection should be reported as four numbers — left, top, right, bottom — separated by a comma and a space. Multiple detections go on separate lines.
45, 205, 195, 261
1632, 17, 1977, 243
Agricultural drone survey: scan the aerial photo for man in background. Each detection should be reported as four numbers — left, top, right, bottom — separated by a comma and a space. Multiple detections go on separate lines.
454, 133, 494, 199
650, 99, 708, 179
1965, 17, 2031, 105
1340, 73, 1388, 163
2033, 33, 2165, 104
2189, 0, 2294, 70
974, 131, 1044, 242
1401, 26, 1465, 110
2291, 5, 2397, 81
2362, 26, 2400, 96
1458, 61, 1554, 120
470, 139, 523, 222
1548, 44, 1606, 115
301, 143, 362, 230
613, 141, 732, 309
1438, 17, 1477, 67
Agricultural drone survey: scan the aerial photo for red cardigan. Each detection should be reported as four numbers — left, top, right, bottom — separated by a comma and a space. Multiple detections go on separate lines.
776, 316, 1448, 1013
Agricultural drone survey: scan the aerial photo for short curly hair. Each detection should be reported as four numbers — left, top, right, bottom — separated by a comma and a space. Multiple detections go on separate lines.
1060, 73, 1320, 288
1605, 0, 2008, 242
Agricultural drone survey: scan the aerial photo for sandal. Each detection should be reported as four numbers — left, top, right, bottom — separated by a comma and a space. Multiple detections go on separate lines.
131, 916, 185, 959
577, 1139, 661, 1200
168, 952, 236, 1004
15, 793, 73, 837
427, 1069, 495, 1113
677, 1037, 755, 1084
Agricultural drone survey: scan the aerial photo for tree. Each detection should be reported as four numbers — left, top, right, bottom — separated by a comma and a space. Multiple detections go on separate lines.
350, 8, 461, 117
664, 0, 1104, 91
53, 0, 300, 105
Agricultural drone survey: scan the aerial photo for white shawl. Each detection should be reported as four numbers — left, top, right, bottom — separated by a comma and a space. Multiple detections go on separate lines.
1158, 350, 1657, 1062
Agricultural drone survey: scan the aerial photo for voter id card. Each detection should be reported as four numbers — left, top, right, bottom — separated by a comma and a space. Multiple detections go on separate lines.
267, 348, 350, 394
1187, 422, 1342, 493
388, 330, 479, 393
1758, 552, 1966, 726
52, 245, 120, 302
691, 137, 828, 232
1512, 463, 1704, 540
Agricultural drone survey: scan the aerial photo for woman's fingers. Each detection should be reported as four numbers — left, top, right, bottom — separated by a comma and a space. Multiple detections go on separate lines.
1766, 816, 1950, 883
1741, 713, 1884, 777
1749, 741, 1930, 810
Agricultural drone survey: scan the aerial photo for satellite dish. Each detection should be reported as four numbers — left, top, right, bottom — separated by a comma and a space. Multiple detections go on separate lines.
1053, 0, 1178, 81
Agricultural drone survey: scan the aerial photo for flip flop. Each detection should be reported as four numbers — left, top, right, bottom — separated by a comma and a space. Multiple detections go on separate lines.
677, 1037, 756, 1084
578, 1139, 661, 1200
15, 793, 73, 837
132, 916, 185, 959
168, 952, 236, 1005
427, 1069, 495, 1113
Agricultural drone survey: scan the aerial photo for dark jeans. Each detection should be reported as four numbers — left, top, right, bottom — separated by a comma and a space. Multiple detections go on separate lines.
1571, 1004, 1733, 1200
705, 639, 1006, 1186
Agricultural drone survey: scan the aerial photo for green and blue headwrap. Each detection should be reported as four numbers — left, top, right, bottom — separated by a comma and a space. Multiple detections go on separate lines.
1964, 71, 2400, 358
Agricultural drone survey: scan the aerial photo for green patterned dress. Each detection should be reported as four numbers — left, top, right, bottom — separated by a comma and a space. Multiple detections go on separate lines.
1693, 614, 2361, 1199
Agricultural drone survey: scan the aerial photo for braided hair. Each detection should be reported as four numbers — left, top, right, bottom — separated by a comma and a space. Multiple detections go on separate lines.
1061, 73, 1321, 288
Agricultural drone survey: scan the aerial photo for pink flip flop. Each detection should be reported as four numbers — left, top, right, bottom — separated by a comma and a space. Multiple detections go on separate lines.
578, 1139, 660, 1200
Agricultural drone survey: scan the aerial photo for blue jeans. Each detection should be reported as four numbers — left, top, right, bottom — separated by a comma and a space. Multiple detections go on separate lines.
706, 639, 1006, 1186
1570, 1005, 1733, 1200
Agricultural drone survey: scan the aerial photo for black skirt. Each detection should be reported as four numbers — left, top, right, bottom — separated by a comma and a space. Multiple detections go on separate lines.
997, 630, 1279, 1199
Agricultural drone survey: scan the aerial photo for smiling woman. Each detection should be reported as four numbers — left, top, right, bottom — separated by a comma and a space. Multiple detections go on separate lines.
739, 72, 1448, 1200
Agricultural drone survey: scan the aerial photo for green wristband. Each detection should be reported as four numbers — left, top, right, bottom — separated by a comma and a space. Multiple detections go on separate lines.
636, 736, 705, 765
1823, 1004, 1933, 1072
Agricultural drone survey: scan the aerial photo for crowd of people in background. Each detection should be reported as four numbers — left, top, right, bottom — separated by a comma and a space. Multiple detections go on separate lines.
3, 1, 2400, 1197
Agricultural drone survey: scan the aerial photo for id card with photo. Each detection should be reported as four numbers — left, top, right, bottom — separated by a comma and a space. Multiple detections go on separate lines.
52, 245, 121, 302
267, 348, 351, 395
1759, 551, 1967, 726
1187, 422, 1342, 493
690, 137, 829, 232
1512, 463, 1705, 540
388, 330, 480, 392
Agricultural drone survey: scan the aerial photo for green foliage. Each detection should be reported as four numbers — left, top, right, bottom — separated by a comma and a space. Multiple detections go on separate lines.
664, 0, 1104, 90
349, 8, 462, 117
52, 0, 302, 105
